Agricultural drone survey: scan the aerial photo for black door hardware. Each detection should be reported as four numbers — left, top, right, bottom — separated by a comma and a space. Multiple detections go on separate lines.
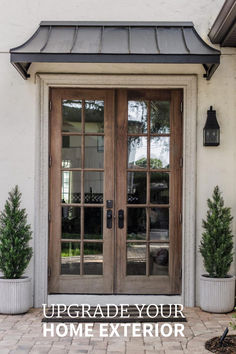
118, 209, 124, 229
107, 210, 113, 229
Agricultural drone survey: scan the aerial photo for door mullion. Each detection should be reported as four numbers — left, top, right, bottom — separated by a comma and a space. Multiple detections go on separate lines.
80, 100, 85, 275
146, 101, 151, 276
103, 90, 116, 293
115, 89, 128, 293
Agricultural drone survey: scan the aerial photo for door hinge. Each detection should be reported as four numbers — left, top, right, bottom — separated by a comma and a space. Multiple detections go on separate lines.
180, 268, 182, 279
49, 100, 52, 112
180, 101, 183, 113
48, 266, 51, 278
179, 157, 183, 168
179, 212, 182, 224
49, 155, 52, 168
48, 211, 51, 222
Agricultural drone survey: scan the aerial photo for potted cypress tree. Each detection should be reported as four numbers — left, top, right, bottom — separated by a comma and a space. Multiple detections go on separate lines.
0, 186, 33, 314
199, 186, 235, 313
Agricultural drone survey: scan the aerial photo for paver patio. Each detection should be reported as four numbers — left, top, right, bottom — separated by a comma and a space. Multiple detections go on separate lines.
0, 307, 235, 353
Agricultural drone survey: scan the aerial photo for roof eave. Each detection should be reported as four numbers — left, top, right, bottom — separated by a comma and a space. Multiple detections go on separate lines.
209, 0, 236, 45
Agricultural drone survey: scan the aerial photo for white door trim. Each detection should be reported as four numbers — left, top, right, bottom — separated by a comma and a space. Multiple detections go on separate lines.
35, 74, 197, 307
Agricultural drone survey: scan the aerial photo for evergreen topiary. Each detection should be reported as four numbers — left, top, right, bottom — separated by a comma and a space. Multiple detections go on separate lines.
199, 186, 234, 278
0, 186, 33, 279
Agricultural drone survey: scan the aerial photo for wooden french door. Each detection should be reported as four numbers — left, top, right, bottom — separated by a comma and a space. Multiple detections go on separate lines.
49, 89, 115, 293
116, 89, 182, 294
48, 88, 182, 294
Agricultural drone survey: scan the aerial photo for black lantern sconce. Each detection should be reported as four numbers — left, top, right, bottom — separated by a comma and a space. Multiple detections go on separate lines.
203, 106, 220, 146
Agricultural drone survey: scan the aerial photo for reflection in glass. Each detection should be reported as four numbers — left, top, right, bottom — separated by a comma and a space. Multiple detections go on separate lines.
127, 172, 146, 204
62, 100, 82, 132
150, 137, 170, 169
62, 207, 81, 239
150, 208, 169, 241
149, 244, 169, 275
127, 208, 146, 240
84, 172, 103, 204
128, 137, 147, 169
61, 171, 81, 204
127, 243, 146, 275
85, 100, 104, 133
61, 242, 80, 274
84, 243, 103, 275
128, 101, 148, 134
150, 101, 170, 134
84, 208, 103, 239
150, 172, 169, 204
62, 136, 81, 168
85, 136, 104, 168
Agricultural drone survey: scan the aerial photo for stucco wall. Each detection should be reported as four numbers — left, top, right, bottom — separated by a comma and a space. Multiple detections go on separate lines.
0, 0, 235, 306
196, 53, 236, 302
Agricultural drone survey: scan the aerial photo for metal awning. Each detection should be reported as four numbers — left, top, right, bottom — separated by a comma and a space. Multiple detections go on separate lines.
10, 21, 221, 80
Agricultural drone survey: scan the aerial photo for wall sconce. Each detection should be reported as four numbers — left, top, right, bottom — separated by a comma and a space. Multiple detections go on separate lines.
203, 106, 220, 146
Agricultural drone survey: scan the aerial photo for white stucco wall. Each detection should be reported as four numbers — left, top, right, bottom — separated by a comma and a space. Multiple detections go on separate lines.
196, 53, 236, 302
0, 0, 235, 306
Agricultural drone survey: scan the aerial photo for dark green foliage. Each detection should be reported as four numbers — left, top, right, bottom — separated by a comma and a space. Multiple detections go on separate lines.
199, 186, 234, 278
0, 186, 33, 279
229, 308, 236, 330
136, 157, 163, 169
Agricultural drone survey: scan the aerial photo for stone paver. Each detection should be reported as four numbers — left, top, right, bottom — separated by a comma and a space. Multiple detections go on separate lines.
0, 307, 235, 353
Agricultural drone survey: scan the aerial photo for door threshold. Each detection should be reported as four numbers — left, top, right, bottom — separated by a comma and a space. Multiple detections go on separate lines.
48, 294, 182, 306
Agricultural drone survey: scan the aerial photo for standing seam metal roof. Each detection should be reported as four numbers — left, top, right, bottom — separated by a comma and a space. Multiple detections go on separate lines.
10, 21, 220, 79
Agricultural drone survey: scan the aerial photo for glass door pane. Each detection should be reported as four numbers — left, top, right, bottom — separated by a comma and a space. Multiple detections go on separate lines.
125, 97, 171, 277
60, 98, 104, 276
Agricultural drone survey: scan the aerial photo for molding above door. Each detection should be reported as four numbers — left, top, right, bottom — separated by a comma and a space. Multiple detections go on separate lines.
35, 74, 197, 307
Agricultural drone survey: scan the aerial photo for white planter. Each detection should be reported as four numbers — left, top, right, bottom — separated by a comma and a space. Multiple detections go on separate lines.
200, 275, 235, 313
0, 277, 31, 314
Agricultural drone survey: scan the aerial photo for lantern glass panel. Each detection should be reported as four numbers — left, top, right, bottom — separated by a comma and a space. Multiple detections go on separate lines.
204, 128, 220, 146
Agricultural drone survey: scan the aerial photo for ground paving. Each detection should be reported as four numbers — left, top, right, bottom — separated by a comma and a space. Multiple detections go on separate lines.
0, 307, 235, 353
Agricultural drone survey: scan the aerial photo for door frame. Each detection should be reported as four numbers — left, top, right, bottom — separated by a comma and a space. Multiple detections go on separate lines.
34, 73, 197, 307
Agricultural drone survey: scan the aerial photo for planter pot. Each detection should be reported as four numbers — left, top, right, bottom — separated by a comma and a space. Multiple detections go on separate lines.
200, 275, 235, 313
0, 277, 31, 314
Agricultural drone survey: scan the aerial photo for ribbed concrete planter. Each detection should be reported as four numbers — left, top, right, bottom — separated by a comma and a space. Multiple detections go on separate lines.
200, 275, 235, 313
0, 277, 31, 314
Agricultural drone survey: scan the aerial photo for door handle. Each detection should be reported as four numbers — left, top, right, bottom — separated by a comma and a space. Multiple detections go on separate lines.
107, 210, 112, 229
118, 209, 124, 229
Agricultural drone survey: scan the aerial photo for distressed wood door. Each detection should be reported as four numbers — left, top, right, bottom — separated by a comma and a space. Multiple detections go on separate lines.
49, 88, 115, 293
115, 89, 183, 294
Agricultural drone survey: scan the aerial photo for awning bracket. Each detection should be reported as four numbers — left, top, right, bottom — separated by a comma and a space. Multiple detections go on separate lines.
203, 63, 220, 80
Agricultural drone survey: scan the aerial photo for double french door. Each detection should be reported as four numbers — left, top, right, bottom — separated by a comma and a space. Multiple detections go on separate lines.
49, 88, 182, 294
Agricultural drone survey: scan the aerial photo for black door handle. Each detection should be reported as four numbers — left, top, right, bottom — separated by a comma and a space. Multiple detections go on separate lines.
118, 209, 124, 229
107, 210, 112, 229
